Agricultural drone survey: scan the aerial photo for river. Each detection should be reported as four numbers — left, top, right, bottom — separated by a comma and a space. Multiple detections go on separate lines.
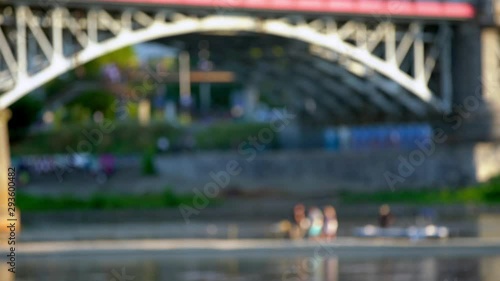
13, 253, 500, 281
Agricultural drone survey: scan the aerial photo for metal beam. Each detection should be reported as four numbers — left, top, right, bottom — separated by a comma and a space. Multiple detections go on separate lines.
304, 56, 407, 116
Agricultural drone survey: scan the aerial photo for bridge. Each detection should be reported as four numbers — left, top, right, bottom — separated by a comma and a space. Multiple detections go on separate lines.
0, 0, 479, 113
0, 0, 499, 239
52, 0, 476, 18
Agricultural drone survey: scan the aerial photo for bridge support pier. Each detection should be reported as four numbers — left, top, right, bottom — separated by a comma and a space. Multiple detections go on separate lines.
442, 23, 495, 142
451, 24, 483, 105
481, 28, 500, 107
479, 27, 500, 140
0, 109, 13, 247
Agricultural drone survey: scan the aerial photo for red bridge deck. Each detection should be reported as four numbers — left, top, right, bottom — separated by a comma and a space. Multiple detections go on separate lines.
96, 0, 475, 20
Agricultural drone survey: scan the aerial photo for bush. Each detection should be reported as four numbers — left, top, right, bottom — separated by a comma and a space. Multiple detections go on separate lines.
67, 89, 117, 121
11, 121, 183, 155
141, 149, 157, 176
162, 188, 180, 206
195, 122, 280, 150
11, 120, 283, 155
16, 187, 204, 211
9, 96, 43, 143
339, 175, 500, 205
481, 176, 500, 203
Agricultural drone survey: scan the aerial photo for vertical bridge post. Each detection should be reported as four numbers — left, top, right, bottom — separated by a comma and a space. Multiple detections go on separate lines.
0, 110, 15, 247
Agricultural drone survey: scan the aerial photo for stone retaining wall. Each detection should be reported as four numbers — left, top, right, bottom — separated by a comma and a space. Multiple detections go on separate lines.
151, 143, 500, 194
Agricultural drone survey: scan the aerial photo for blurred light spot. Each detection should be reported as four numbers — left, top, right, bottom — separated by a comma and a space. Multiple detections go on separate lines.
425, 225, 437, 236
250, 48, 263, 59
157, 137, 170, 152
231, 105, 244, 118
364, 225, 376, 236
272, 46, 284, 57
438, 227, 449, 238
93, 111, 103, 123
43, 111, 54, 124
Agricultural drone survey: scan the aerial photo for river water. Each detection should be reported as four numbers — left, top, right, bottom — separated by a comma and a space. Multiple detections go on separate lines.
12, 254, 500, 281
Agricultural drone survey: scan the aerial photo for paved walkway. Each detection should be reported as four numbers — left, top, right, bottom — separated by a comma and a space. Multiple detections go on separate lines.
16, 238, 500, 258
20, 218, 483, 242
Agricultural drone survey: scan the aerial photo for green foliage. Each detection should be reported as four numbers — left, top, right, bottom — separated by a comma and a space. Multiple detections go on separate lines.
339, 176, 500, 205
84, 46, 138, 77
11, 121, 281, 155
8, 96, 43, 143
66, 105, 92, 124
66, 89, 117, 122
125, 102, 139, 119
162, 188, 181, 206
480, 175, 500, 203
45, 77, 73, 100
16, 187, 201, 211
141, 149, 157, 176
11, 121, 183, 155
195, 122, 279, 150
69, 90, 115, 112
52, 107, 67, 129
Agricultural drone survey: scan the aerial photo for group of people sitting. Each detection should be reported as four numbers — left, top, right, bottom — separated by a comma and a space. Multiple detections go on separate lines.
285, 204, 339, 240
278, 203, 400, 240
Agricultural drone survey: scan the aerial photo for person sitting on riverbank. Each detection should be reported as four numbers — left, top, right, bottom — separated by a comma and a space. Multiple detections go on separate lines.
289, 203, 309, 239
379, 204, 395, 228
307, 206, 324, 239
322, 205, 338, 240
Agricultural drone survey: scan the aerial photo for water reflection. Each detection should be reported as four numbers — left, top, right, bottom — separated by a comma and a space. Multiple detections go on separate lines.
481, 256, 500, 281
16, 255, 500, 281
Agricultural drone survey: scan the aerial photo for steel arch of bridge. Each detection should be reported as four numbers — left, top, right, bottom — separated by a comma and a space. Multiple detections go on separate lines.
0, 5, 452, 115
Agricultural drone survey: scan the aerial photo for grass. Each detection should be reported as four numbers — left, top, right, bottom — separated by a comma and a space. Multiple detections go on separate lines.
16, 188, 213, 212
339, 175, 500, 205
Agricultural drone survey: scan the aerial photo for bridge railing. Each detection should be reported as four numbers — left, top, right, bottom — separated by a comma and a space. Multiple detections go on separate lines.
83, 0, 475, 19
96, 0, 476, 4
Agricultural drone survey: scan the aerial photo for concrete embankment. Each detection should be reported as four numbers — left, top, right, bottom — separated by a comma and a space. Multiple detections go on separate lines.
21, 143, 500, 197
16, 238, 500, 258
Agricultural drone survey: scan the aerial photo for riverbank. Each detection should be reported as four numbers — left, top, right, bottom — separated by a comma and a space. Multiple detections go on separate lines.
18, 218, 486, 242
15, 174, 500, 212
18, 195, 500, 224
16, 238, 500, 258
340, 175, 500, 204
17, 198, 500, 241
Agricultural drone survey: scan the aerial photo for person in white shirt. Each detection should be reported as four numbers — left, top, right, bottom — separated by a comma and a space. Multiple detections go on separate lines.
323, 205, 338, 241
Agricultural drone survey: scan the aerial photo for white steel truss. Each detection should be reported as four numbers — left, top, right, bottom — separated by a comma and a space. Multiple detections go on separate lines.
0, 5, 452, 114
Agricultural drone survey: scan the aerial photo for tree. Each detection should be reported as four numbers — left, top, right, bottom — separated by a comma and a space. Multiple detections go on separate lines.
84, 46, 139, 77
68, 90, 116, 118
9, 96, 43, 143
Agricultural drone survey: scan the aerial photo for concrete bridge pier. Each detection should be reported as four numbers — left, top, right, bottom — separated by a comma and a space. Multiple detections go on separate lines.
0, 109, 13, 247
481, 27, 500, 132
436, 22, 500, 143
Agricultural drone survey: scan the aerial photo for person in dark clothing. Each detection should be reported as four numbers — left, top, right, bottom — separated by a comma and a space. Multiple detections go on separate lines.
379, 204, 394, 228
289, 203, 309, 239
